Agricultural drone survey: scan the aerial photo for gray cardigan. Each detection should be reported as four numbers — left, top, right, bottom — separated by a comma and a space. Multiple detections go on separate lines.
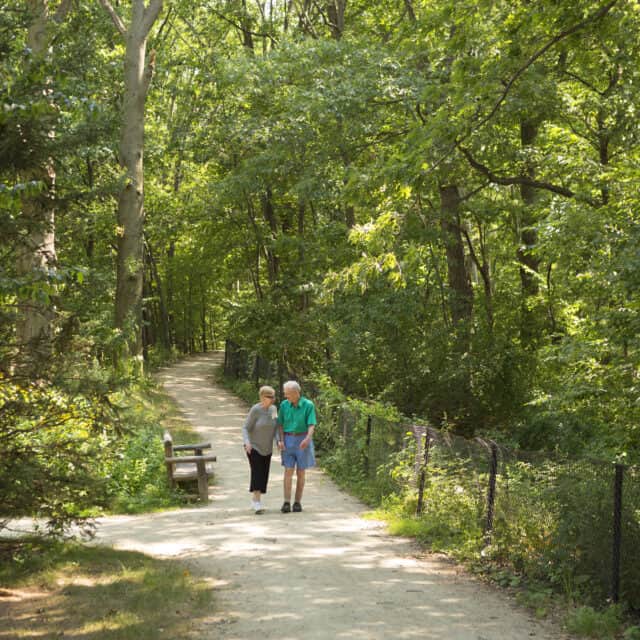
242, 403, 278, 455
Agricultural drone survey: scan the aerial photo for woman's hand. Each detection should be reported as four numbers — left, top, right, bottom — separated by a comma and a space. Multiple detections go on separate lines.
244, 443, 252, 454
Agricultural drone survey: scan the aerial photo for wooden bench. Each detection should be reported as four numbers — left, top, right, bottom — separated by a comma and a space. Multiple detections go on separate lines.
163, 432, 217, 502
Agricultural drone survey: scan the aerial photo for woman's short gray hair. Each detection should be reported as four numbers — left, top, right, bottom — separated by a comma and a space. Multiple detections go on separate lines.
259, 385, 276, 399
283, 380, 301, 393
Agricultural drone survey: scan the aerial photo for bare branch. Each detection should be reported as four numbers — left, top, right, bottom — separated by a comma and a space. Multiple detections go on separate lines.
404, 0, 417, 24
97, 0, 127, 35
142, 0, 164, 38
205, 2, 279, 44
563, 69, 605, 95
153, 4, 172, 44
457, 144, 589, 202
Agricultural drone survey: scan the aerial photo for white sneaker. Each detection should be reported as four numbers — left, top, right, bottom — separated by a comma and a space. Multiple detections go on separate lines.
253, 501, 264, 514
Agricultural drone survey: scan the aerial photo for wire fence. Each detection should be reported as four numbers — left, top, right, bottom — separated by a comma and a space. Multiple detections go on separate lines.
223, 340, 640, 609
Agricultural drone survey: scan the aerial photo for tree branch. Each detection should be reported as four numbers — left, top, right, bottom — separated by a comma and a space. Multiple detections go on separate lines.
206, 3, 279, 44
469, 0, 619, 137
457, 143, 583, 200
142, 0, 164, 38
404, 0, 417, 24
143, 48, 157, 93
53, 0, 73, 24
97, 0, 127, 35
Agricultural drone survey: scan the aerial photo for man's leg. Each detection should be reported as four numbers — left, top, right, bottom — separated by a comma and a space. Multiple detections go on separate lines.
284, 467, 295, 503
294, 469, 305, 503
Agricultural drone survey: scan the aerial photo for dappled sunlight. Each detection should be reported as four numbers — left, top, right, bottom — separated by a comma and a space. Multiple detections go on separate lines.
89, 353, 567, 639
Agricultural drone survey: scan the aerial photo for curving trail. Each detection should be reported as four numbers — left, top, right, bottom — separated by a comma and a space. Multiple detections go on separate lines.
94, 352, 571, 640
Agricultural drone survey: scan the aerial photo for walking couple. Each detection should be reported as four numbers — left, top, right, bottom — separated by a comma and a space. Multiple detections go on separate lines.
242, 380, 316, 514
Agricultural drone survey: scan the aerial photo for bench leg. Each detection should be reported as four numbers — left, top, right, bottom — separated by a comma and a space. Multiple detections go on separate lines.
196, 459, 208, 501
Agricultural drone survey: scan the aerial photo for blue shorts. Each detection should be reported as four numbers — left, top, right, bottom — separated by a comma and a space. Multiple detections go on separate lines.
281, 433, 316, 470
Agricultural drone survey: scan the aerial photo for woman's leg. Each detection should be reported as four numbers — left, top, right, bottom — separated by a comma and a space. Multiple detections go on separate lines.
249, 450, 272, 494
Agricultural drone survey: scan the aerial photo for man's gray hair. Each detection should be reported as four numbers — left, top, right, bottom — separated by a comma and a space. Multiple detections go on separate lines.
283, 380, 301, 393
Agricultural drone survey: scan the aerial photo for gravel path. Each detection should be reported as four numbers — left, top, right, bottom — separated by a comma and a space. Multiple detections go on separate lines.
94, 352, 571, 640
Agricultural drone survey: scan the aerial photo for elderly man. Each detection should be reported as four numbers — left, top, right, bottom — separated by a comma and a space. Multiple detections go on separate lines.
277, 380, 317, 513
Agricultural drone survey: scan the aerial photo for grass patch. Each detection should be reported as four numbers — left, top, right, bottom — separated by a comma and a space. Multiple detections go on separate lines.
0, 537, 214, 639
103, 383, 206, 515
565, 605, 623, 639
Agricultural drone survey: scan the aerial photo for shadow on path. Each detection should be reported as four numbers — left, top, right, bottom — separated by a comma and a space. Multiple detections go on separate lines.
94, 352, 570, 640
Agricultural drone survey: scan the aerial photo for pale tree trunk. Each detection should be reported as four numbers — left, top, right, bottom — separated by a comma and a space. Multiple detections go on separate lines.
98, 0, 163, 360
15, 0, 71, 372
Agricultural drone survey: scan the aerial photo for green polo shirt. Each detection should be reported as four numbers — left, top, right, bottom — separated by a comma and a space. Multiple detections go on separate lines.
278, 396, 317, 434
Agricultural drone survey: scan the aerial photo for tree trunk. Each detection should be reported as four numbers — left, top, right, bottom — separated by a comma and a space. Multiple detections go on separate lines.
517, 120, 540, 297
166, 240, 175, 346
114, 11, 149, 356
15, 0, 66, 371
439, 185, 473, 326
200, 275, 207, 352
241, 0, 255, 50
99, 0, 163, 361
262, 189, 280, 285
439, 184, 474, 435
326, 0, 346, 39
147, 242, 171, 350
517, 119, 542, 347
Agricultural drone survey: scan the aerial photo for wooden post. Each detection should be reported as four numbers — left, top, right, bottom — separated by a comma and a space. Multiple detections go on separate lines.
163, 432, 175, 488
484, 441, 499, 544
364, 415, 372, 475
416, 430, 431, 516
611, 463, 624, 603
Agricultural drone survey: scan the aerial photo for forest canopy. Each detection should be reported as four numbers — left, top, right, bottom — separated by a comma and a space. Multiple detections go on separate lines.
2, 0, 640, 462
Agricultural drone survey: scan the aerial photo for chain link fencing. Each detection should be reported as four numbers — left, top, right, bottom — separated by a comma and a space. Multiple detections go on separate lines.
223, 340, 640, 609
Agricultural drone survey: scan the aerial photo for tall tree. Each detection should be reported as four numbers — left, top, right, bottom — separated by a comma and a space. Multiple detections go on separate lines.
97, 0, 163, 361
15, 0, 72, 372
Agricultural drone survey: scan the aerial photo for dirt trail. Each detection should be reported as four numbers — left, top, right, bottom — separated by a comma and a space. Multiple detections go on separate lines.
94, 352, 570, 640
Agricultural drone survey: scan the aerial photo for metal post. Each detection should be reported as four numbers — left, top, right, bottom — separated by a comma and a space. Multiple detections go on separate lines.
364, 415, 372, 475
612, 463, 624, 603
484, 441, 499, 543
416, 431, 431, 516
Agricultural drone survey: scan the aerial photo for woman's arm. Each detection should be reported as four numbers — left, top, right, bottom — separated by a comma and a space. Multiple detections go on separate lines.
242, 407, 256, 452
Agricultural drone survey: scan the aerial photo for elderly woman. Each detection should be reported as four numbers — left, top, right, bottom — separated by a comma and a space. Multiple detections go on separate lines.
242, 385, 279, 514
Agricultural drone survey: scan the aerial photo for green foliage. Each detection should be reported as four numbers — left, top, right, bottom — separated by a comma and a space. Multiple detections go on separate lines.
0, 360, 190, 532
624, 627, 640, 640
0, 376, 110, 536
566, 605, 623, 640
101, 407, 179, 514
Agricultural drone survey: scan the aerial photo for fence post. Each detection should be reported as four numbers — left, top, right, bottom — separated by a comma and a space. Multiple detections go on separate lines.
611, 463, 624, 603
364, 415, 372, 475
484, 441, 499, 543
416, 430, 431, 516
254, 354, 260, 388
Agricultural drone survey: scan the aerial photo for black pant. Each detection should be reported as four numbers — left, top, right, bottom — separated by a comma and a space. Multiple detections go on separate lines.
247, 449, 272, 493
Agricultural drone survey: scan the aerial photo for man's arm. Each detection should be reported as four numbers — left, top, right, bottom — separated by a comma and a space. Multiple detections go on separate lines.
301, 400, 316, 450
276, 404, 285, 449
301, 424, 314, 450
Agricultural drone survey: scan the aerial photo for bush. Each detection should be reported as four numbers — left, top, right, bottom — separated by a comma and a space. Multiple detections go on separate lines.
566, 605, 623, 639
0, 377, 110, 537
